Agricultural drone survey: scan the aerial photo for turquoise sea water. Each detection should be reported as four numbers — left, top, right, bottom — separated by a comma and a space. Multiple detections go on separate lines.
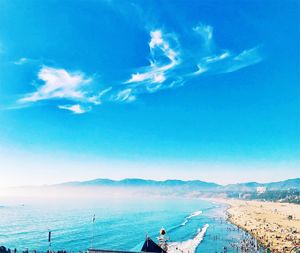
0, 197, 263, 253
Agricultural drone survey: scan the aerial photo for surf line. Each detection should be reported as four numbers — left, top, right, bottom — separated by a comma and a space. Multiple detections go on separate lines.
168, 210, 203, 232
168, 224, 209, 253
181, 210, 202, 226
131, 211, 205, 252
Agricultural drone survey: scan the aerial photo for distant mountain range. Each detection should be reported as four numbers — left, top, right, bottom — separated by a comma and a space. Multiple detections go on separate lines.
222, 178, 300, 192
58, 178, 300, 192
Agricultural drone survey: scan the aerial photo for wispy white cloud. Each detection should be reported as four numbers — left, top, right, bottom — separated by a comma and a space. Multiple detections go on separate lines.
190, 23, 263, 76
195, 46, 262, 75
193, 24, 214, 50
87, 86, 112, 105
126, 29, 180, 91
149, 30, 164, 49
18, 66, 100, 114
225, 47, 263, 73
123, 25, 262, 99
112, 88, 136, 102
204, 51, 231, 63
16, 22, 263, 114
19, 66, 93, 103
14, 57, 28, 65
193, 65, 208, 76
58, 104, 90, 114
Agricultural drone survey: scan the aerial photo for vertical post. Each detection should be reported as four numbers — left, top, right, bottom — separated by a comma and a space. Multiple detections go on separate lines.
48, 230, 51, 253
91, 214, 95, 249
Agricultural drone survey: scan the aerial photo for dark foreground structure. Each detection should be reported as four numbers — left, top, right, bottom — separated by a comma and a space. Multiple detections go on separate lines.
88, 250, 142, 253
88, 237, 167, 253
0, 236, 167, 253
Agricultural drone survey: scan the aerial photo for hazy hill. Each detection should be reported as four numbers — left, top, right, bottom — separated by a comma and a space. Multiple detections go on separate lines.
266, 178, 300, 190
57, 178, 300, 192
223, 178, 300, 192
59, 178, 220, 191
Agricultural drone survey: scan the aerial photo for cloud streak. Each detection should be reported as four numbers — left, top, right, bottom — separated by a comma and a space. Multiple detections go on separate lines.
193, 24, 214, 51
191, 23, 262, 77
124, 30, 180, 92
58, 104, 90, 114
14, 57, 29, 65
19, 66, 94, 103
17, 22, 263, 114
194, 46, 263, 76
18, 66, 108, 113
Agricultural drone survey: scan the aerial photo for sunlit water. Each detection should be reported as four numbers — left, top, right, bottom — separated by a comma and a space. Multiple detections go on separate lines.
0, 197, 264, 253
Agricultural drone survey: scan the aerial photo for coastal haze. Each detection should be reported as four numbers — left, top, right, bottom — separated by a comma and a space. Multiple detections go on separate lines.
1, 177, 300, 200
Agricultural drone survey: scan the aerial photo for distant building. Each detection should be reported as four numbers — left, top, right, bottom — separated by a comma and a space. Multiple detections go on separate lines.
256, 186, 267, 194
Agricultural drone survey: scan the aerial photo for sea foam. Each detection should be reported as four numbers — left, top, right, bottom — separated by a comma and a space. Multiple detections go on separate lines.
181, 210, 202, 226
168, 224, 209, 253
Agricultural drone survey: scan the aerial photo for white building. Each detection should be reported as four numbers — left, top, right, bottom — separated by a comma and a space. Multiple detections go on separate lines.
256, 186, 267, 194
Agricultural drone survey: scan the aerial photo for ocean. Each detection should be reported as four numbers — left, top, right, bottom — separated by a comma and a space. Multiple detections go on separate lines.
0, 197, 264, 253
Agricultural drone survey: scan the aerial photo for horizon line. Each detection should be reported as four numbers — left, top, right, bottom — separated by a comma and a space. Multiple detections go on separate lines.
3, 176, 299, 189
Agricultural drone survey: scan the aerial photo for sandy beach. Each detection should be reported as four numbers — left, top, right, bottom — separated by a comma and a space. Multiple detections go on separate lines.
214, 198, 300, 252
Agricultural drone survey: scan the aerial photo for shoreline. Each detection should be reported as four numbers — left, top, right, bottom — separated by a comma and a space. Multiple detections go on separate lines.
209, 198, 300, 252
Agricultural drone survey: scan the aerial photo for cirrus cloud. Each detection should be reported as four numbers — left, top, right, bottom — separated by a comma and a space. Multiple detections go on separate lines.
58, 104, 90, 114
17, 22, 263, 114
19, 66, 93, 103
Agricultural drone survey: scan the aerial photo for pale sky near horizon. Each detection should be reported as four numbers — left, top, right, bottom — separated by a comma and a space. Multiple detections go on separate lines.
0, 0, 299, 187
0, 146, 299, 187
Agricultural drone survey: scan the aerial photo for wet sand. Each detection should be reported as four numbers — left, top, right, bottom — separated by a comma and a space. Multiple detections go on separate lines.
214, 198, 300, 252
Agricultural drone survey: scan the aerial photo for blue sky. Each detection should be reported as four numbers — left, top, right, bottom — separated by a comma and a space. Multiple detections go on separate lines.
0, 0, 299, 186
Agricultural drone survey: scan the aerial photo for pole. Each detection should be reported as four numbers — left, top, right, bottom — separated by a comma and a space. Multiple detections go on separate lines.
91, 214, 95, 249
48, 230, 51, 253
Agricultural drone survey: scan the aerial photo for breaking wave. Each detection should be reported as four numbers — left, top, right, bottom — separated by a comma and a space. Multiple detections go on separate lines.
168, 224, 209, 253
168, 210, 203, 232
131, 211, 206, 252
181, 210, 202, 226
